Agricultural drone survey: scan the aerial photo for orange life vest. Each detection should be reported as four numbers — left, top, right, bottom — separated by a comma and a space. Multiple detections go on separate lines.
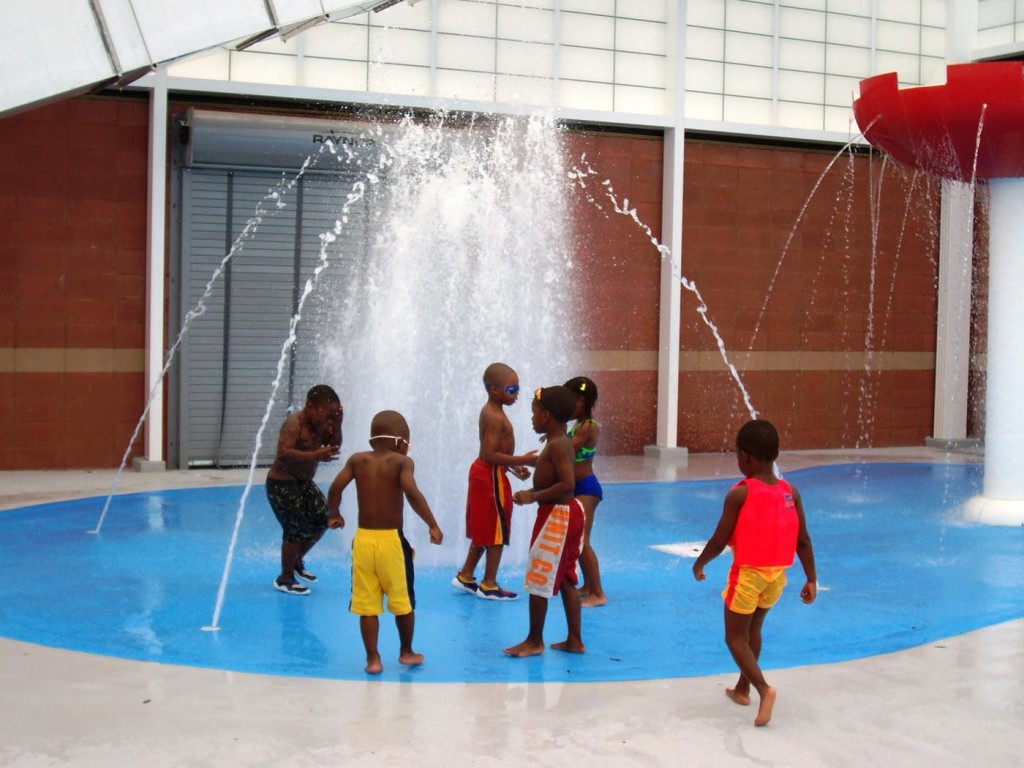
728, 477, 799, 567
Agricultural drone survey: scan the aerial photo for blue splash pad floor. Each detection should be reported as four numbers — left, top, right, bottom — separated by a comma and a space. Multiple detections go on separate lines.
1, 463, 1022, 683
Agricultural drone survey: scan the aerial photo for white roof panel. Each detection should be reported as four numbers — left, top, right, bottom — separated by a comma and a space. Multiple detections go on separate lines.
0, 0, 412, 116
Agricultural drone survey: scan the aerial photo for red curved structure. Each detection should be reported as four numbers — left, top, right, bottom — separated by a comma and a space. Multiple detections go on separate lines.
853, 62, 1024, 181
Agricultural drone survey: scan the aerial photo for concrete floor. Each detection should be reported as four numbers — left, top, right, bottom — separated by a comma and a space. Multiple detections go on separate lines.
2, 446, 1021, 767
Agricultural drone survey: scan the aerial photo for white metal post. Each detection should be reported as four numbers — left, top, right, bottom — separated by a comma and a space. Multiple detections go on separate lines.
135, 66, 167, 471
930, 179, 973, 444
646, 0, 687, 460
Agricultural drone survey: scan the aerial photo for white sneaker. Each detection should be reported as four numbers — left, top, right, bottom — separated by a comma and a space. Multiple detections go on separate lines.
451, 574, 479, 595
274, 577, 310, 596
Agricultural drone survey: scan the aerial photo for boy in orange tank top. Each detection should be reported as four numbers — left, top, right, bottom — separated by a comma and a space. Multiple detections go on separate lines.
692, 419, 817, 727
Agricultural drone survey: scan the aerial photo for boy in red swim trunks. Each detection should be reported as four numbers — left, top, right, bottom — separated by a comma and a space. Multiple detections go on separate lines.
692, 419, 817, 727
504, 385, 585, 657
453, 362, 536, 601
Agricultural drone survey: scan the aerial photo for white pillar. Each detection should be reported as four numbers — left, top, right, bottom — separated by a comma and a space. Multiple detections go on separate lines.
652, 128, 683, 452
931, 179, 973, 443
964, 177, 1024, 524
981, 178, 1024, 497
646, 0, 687, 460
135, 66, 167, 471
945, 0, 978, 65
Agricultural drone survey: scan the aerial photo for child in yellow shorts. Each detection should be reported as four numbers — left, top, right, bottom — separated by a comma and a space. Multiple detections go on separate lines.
692, 419, 817, 727
327, 410, 442, 675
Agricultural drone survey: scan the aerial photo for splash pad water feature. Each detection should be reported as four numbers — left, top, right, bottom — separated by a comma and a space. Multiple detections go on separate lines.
136, 105, 932, 608
854, 62, 1024, 526
323, 113, 578, 567
4, 92, 1022, 687
4, 461, 1021, 682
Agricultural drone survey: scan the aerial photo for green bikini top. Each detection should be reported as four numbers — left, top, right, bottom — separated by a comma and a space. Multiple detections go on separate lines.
569, 418, 599, 463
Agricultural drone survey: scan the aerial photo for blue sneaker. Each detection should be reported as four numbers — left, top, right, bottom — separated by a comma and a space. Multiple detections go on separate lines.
477, 584, 517, 601
451, 574, 479, 595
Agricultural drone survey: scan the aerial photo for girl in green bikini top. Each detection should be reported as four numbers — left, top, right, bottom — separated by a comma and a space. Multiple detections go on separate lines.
569, 419, 599, 462
563, 375, 607, 607
564, 377, 599, 464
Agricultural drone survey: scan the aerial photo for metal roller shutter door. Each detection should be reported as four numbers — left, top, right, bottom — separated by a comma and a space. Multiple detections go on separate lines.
178, 167, 367, 467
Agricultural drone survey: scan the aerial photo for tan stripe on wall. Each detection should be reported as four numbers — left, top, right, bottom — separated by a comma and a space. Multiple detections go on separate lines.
580, 350, 943, 372
0, 348, 146, 373
1, 347, 974, 375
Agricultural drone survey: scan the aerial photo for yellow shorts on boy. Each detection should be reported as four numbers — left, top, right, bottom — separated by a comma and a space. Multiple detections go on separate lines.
350, 528, 415, 616
722, 564, 787, 614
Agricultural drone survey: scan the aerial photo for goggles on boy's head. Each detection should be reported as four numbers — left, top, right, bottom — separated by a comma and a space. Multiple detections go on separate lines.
484, 381, 520, 396
533, 386, 575, 423
369, 434, 410, 449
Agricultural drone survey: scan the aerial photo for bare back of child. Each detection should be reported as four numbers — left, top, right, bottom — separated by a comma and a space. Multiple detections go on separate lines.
327, 410, 442, 675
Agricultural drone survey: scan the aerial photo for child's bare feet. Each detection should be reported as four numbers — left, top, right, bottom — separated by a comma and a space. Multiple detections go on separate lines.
754, 687, 777, 726
577, 586, 590, 598
580, 593, 607, 608
398, 650, 424, 667
365, 654, 383, 675
725, 688, 751, 706
503, 640, 545, 657
550, 639, 585, 654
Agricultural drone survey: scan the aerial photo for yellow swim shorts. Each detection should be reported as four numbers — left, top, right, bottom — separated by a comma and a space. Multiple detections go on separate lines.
349, 528, 415, 617
722, 565, 787, 615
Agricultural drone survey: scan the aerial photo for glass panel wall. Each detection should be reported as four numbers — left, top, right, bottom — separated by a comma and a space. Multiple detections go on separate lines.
166, 0, 966, 137
686, 0, 947, 133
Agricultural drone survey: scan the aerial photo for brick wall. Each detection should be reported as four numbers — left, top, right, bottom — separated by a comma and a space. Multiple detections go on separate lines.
568, 135, 944, 453
0, 95, 951, 468
677, 140, 941, 450
0, 97, 149, 469
562, 129, 663, 454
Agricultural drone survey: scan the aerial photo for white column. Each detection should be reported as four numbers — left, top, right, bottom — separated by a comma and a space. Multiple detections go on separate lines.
136, 66, 167, 471
931, 179, 973, 443
646, 0, 686, 460
964, 177, 1024, 524
981, 178, 1024, 497
652, 127, 683, 453
945, 0, 978, 65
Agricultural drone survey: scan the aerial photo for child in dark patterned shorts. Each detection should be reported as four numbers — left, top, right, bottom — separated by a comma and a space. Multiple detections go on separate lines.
265, 384, 343, 595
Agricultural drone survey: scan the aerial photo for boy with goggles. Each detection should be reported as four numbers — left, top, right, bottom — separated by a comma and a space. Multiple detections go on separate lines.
453, 362, 537, 601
